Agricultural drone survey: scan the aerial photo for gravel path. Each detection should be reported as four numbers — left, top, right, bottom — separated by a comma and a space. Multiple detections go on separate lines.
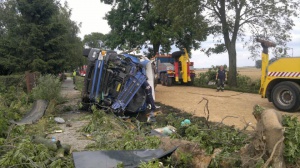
48, 77, 93, 151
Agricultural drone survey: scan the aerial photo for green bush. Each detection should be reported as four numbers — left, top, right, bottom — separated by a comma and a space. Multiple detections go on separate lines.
31, 74, 62, 101
235, 75, 260, 93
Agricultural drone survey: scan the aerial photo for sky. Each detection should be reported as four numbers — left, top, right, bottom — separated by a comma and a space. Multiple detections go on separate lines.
63, 0, 300, 68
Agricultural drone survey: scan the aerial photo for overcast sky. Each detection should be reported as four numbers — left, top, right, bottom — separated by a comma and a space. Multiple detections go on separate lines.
63, 0, 300, 68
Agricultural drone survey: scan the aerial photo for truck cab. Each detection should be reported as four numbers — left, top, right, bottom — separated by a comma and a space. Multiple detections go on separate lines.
155, 49, 195, 86
81, 48, 155, 113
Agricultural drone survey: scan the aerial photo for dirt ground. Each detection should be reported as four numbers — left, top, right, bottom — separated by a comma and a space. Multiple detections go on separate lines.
154, 85, 300, 130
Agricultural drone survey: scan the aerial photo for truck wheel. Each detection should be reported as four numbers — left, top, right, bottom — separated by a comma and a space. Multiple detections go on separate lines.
160, 73, 165, 85
166, 75, 173, 86
163, 73, 169, 86
271, 81, 300, 112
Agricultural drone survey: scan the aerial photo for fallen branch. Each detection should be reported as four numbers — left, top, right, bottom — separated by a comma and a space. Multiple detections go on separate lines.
216, 116, 238, 127
31, 136, 71, 155
198, 98, 210, 128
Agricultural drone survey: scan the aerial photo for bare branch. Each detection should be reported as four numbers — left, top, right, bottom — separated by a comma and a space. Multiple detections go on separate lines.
198, 97, 210, 128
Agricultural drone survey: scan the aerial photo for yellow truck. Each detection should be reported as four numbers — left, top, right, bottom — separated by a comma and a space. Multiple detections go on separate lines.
258, 39, 300, 112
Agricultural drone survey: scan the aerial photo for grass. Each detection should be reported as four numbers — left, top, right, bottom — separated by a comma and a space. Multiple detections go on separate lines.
74, 76, 84, 92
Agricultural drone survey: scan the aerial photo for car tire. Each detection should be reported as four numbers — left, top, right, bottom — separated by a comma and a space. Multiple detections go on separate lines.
271, 81, 300, 112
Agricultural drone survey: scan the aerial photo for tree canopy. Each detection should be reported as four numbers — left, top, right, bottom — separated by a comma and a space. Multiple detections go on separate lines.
201, 0, 299, 86
101, 0, 208, 56
0, 0, 84, 75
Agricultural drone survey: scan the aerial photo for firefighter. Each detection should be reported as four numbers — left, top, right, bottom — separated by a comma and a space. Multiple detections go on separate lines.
215, 65, 227, 92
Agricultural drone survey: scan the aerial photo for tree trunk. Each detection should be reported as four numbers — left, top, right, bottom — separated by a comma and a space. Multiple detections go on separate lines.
153, 42, 160, 56
227, 43, 237, 87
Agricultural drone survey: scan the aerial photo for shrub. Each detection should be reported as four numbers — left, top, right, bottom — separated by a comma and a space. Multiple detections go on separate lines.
31, 74, 62, 101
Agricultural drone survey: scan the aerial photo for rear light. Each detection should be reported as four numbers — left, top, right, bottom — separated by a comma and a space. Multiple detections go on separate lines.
189, 62, 194, 66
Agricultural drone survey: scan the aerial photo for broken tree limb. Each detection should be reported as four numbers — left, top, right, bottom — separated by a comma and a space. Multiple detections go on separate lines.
198, 98, 210, 128
56, 148, 65, 158
240, 106, 285, 168
32, 136, 57, 151
263, 137, 285, 168
61, 144, 72, 155
31, 136, 71, 155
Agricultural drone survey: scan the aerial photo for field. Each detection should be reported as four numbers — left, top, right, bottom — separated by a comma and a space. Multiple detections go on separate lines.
195, 67, 261, 80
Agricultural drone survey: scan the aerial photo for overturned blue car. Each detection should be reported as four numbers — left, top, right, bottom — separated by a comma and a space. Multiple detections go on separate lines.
81, 48, 156, 114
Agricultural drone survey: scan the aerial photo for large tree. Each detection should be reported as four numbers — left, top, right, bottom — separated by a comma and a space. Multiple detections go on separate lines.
0, 0, 84, 75
101, 0, 207, 56
151, 0, 208, 54
202, 0, 299, 87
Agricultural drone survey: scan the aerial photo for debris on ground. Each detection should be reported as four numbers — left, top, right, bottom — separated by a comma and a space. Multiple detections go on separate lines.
240, 105, 285, 168
181, 119, 191, 126
31, 135, 72, 157
10, 100, 48, 125
54, 117, 65, 124
72, 147, 177, 168
151, 126, 176, 136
